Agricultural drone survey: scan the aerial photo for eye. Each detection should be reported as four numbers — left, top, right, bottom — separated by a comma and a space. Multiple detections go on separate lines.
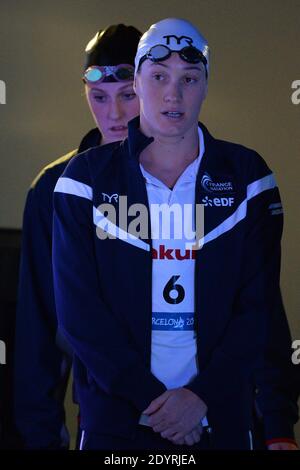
183, 76, 198, 84
93, 94, 107, 102
122, 92, 136, 101
152, 73, 165, 81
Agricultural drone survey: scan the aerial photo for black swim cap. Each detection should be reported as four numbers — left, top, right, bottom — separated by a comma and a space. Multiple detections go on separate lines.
84, 24, 142, 70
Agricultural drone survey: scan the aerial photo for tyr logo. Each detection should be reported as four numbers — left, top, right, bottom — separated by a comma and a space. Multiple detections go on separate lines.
101, 193, 119, 203
163, 35, 193, 46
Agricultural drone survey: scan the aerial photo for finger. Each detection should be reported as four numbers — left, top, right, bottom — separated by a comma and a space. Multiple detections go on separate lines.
194, 424, 203, 437
142, 391, 170, 415
197, 423, 203, 434
170, 437, 185, 445
175, 440, 185, 445
191, 428, 201, 443
155, 422, 181, 435
152, 421, 170, 433
160, 428, 179, 439
148, 409, 177, 428
149, 414, 165, 428
148, 409, 171, 428
170, 431, 185, 444
184, 433, 195, 446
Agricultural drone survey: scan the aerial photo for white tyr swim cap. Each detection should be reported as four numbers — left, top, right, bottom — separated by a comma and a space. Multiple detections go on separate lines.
134, 18, 210, 76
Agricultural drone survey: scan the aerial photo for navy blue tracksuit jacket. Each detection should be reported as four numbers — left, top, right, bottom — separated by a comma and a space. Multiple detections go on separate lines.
52, 117, 298, 449
14, 128, 101, 449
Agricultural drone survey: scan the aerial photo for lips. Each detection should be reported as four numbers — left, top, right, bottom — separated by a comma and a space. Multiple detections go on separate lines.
162, 111, 184, 118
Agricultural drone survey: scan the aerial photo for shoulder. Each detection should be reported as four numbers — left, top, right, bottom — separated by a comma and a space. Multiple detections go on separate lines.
30, 149, 78, 195
215, 136, 270, 171
202, 124, 273, 183
22, 149, 79, 223
62, 140, 124, 183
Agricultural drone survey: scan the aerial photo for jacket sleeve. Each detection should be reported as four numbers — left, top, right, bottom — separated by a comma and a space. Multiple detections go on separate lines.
185, 153, 299, 436
254, 290, 299, 442
52, 155, 166, 413
14, 176, 71, 449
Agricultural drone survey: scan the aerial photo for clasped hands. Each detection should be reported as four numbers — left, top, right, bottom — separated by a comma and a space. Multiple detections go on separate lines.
142, 388, 299, 450
142, 387, 207, 446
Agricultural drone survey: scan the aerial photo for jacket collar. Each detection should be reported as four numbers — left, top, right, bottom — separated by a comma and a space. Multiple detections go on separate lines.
78, 127, 102, 153
127, 116, 154, 159
127, 116, 217, 162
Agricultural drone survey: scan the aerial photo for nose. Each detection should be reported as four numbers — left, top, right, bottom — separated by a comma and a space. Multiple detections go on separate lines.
163, 79, 182, 104
108, 99, 123, 120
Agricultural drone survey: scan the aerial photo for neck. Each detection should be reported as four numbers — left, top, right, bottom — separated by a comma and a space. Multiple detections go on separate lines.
139, 121, 199, 187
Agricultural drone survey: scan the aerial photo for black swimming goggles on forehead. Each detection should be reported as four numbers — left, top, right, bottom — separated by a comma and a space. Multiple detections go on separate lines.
83, 64, 135, 84
139, 45, 207, 74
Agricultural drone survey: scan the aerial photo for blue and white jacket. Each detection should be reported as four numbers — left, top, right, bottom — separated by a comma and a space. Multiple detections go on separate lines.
53, 117, 298, 449
14, 128, 101, 449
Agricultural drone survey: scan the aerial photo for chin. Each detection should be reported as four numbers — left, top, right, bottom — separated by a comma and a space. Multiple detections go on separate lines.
159, 122, 188, 137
